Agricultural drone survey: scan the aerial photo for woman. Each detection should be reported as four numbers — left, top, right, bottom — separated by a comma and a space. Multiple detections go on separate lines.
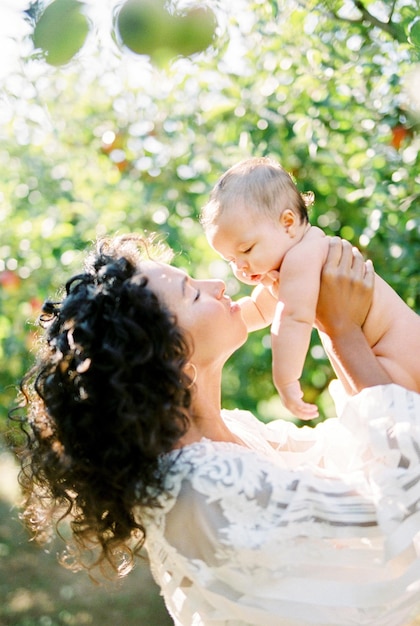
15, 233, 420, 626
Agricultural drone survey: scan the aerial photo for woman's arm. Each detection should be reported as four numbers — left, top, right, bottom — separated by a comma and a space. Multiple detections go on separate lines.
315, 237, 392, 393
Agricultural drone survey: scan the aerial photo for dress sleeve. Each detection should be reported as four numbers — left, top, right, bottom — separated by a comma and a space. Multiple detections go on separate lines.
338, 384, 420, 558
161, 386, 420, 626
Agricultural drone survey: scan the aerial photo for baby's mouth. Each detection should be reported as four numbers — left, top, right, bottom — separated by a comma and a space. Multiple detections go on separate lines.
239, 271, 263, 284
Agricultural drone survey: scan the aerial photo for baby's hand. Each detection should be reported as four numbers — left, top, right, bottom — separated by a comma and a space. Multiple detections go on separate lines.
261, 270, 280, 298
278, 381, 319, 420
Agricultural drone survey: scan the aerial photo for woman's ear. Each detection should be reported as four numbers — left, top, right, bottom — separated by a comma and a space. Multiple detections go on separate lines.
280, 209, 297, 237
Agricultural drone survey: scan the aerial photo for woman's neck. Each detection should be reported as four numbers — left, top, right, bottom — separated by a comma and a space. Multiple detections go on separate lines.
174, 363, 239, 448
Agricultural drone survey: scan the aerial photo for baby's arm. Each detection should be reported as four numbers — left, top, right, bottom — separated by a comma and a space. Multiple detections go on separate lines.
238, 282, 278, 332
272, 241, 327, 419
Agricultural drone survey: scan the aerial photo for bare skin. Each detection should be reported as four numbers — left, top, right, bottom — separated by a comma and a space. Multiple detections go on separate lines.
316, 237, 392, 393
144, 238, 390, 449
209, 203, 420, 419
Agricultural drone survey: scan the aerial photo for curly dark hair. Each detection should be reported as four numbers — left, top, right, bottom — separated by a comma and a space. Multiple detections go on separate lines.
15, 234, 192, 577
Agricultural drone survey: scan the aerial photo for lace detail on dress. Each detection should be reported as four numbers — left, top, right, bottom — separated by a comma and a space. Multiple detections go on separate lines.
142, 385, 420, 626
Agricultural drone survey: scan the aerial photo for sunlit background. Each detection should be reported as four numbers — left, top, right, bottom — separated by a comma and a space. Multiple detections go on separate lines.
0, 1, 419, 623
1, 0, 420, 428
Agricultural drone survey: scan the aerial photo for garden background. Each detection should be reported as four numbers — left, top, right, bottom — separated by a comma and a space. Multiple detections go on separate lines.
0, 0, 419, 624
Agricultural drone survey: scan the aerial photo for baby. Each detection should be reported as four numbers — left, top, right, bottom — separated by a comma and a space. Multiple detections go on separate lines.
201, 157, 420, 419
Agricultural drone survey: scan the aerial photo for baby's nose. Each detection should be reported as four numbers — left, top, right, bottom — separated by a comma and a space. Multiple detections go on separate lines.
232, 265, 246, 282
235, 258, 248, 270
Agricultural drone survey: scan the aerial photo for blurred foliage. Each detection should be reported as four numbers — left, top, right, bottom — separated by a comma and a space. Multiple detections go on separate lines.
1, 0, 419, 434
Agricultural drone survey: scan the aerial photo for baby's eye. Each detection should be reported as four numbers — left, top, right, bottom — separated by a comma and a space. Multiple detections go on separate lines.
194, 289, 201, 301
243, 245, 253, 254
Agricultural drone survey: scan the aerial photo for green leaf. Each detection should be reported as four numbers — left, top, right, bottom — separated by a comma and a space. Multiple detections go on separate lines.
408, 17, 420, 47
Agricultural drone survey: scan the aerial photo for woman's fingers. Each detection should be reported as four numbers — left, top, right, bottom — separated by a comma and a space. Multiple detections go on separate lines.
338, 239, 354, 272
317, 236, 374, 334
324, 236, 343, 268
325, 236, 372, 279
364, 258, 375, 286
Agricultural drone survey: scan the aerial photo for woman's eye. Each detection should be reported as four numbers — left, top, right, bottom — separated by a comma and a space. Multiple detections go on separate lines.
194, 289, 200, 301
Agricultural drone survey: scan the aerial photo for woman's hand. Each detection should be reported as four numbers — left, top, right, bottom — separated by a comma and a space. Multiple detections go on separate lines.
316, 237, 391, 393
316, 237, 373, 336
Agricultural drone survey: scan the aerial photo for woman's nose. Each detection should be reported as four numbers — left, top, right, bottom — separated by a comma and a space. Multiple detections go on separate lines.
213, 280, 226, 299
198, 279, 226, 299
204, 279, 225, 299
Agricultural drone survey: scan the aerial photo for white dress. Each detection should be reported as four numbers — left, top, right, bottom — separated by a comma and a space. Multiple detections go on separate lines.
142, 385, 420, 626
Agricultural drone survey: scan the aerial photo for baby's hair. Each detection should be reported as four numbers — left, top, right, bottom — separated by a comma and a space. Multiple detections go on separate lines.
201, 157, 313, 229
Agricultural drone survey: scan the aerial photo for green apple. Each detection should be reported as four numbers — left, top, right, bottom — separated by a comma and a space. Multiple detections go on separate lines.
171, 6, 217, 57
116, 0, 171, 57
33, 0, 90, 66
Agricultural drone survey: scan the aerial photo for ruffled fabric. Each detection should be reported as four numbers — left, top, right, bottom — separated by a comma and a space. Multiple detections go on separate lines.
142, 384, 420, 626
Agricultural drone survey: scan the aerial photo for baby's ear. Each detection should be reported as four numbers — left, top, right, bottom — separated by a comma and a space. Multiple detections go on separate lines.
280, 208, 296, 234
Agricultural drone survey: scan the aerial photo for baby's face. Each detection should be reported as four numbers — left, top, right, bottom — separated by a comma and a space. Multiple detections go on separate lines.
207, 203, 295, 285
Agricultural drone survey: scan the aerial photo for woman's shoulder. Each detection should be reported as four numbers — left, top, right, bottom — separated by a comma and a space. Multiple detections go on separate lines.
167, 432, 263, 472
221, 407, 262, 429
164, 435, 276, 494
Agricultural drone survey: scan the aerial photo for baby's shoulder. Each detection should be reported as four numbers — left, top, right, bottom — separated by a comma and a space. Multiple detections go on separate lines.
287, 225, 328, 264
305, 225, 328, 244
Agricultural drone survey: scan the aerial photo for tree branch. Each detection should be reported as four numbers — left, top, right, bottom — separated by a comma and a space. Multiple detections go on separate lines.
302, 0, 406, 43
388, 0, 398, 23
353, 1, 405, 42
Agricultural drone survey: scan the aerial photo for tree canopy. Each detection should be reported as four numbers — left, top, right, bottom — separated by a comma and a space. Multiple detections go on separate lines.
1, 0, 419, 433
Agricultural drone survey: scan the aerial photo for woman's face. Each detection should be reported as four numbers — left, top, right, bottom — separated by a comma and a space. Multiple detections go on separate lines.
141, 261, 248, 366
